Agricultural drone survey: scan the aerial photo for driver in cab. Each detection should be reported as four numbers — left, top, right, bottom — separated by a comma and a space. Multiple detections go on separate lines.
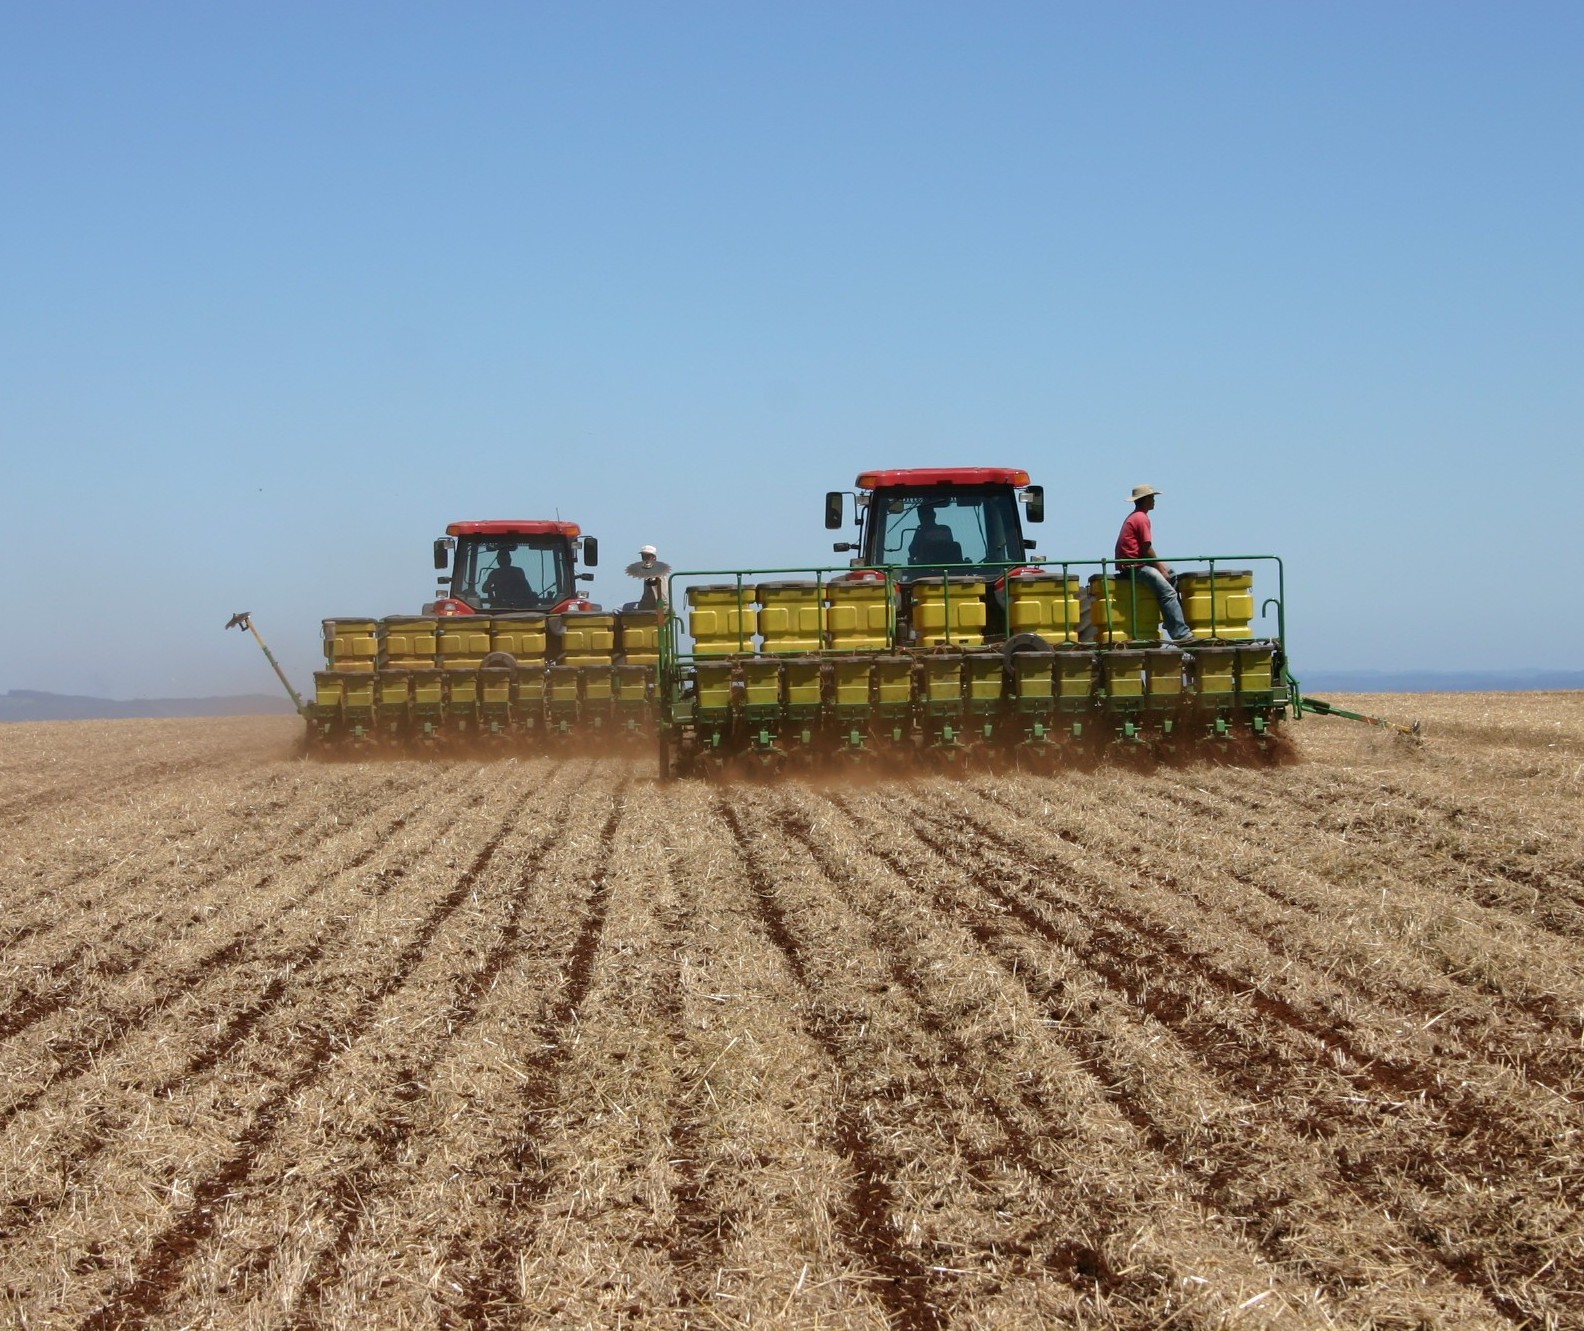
482, 547, 534, 607
908, 503, 961, 567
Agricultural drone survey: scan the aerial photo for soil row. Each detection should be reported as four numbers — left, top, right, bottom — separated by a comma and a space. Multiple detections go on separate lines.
0, 709, 1579, 1328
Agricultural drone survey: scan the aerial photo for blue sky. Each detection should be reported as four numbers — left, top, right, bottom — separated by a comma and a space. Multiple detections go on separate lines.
3, 2, 1580, 698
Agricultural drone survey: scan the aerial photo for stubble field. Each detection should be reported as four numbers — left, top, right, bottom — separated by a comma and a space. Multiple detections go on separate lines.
2, 694, 1582, 1330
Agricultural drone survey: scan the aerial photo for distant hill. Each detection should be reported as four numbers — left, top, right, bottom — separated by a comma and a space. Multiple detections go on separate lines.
1300, 669, 1584, 694
0, 690, 299, 722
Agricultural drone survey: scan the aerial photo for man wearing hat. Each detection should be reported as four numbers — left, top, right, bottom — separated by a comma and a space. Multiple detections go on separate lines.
1115, 486, 1195, 644
624, 545, 671, 611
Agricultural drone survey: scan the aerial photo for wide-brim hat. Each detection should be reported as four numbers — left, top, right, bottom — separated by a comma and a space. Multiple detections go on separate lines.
1130, 485, 1161, 502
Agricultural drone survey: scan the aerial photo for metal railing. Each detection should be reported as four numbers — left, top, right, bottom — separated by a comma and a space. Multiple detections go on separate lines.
655, 554, 1287, 669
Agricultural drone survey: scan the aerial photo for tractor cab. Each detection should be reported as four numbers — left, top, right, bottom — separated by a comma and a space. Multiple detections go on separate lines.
826, 467, 1044, 579
428, 520, 599, 616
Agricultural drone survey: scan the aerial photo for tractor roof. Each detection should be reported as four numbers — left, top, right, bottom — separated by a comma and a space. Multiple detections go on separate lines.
854, 467, 1031, 490
445, 520, 582, 538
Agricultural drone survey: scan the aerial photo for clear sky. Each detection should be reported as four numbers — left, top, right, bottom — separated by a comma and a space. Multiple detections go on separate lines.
3, 2, 1580, 699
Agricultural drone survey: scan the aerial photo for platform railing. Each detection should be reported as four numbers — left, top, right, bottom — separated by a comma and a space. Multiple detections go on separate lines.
655, 554, 1286, 674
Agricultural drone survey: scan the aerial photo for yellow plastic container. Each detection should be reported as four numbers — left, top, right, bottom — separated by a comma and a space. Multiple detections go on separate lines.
546, 666, 581, 713
544, 662, 582, 706
912, 577, 987, 646
1102, 650, 1146, 700
832, 658, 872, 710
436, 617, 492, 667
340, 672, 375, 710
783, 657, 823, 710
376, 669, 411, 709
376, 674, 404, 726
559, 612, 617, 666
694, 661, 735, 714
492, 613, 548, 661
581, 668, 615, 702
410, 668, 444, 709
874, 656, 913, 710
513, 666, 546, 704
614, 664, 651, 701
1055, 650, 1096, 704
965, 652, 1004, 706
826, 578, 892, 651
1237, 644, 1277, 695
444, 669, 480, 708
688, 584, 758, 656
1012, 651, 1055, 702
1177, 571, 1255, 639
741, 660, 781, 711
378, 616, 437, 666
617, 611, 661, 665
922, 655, 964, 704
1088, 576, 1159, 642
1143, 649, 1184, 704
1007, 573, 1083, 643
313, 671, 344, 708
1194, 647, 1238, 699
322, 619, 378, 670
479, 666, 513, 708
756, 581, 824, 654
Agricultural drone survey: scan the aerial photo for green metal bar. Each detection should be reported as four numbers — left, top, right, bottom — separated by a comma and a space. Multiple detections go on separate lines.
662, 555, 1287, 662
225, 612, 307, 714
735, 571, 749, 654
667, 556, 1281, 577
1300, 695, 1420, 736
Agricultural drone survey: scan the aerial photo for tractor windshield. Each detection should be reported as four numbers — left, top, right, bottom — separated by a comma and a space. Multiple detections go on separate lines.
862, 486, 1024, 575
452, 537, 571, 611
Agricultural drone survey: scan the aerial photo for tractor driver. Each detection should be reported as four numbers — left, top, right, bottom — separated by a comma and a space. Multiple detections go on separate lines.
482, 547, 534, 608
908, 504, 960, 567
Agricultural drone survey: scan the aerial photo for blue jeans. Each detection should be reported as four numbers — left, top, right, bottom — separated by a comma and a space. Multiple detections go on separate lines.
1132, 567, 1193, 640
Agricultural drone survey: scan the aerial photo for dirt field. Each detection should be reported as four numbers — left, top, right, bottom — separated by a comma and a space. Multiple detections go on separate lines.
2, 694, 1582, 1330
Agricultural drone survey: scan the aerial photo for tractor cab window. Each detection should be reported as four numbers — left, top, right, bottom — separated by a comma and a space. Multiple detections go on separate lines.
452, 538, 570, 610
864, 487, 1023, 574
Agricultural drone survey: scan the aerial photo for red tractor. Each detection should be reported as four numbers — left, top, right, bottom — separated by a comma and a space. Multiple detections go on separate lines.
825, 466, 1045, 642
426, 520, 600, 616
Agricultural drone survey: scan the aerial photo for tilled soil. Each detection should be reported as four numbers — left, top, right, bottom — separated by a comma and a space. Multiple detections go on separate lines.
1, 697, 1581, 1330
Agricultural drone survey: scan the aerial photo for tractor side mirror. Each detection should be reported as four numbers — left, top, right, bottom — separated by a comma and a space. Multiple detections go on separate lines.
582, 536, 599, 566
824, 492, 844, 529
433, 538, 452, 570
1022, 486, 1044, 523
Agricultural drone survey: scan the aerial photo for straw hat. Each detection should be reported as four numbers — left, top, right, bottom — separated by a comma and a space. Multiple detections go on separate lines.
1129, 485, 1161, 503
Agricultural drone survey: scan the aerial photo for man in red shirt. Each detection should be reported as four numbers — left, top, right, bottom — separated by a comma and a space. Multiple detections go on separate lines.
1115, 485, 1195, 643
